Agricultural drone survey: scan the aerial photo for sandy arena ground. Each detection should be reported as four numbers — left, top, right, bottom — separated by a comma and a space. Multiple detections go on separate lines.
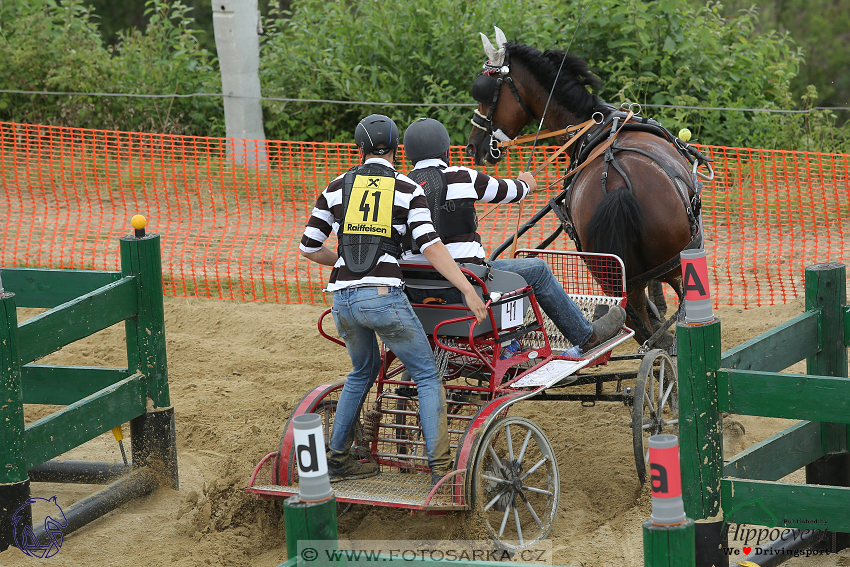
1, 295, 848, 567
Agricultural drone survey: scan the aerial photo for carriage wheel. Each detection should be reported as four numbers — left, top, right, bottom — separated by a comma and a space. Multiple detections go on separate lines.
631, 349, 679, 484
470, 416, 560, 551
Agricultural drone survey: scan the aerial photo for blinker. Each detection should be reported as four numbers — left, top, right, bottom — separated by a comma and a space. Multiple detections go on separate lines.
472, 73, 499, 104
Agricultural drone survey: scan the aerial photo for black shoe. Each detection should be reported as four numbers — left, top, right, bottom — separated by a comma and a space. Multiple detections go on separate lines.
327, 452, 378, 483
430, 473, 447, 490
430, 467, 453, 490
581, 305, 626, 351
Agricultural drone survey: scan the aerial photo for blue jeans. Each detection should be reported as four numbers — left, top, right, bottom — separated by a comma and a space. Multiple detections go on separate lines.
407, 259, 593, 346
490, 258, 593, 346
329, 286, 451, 472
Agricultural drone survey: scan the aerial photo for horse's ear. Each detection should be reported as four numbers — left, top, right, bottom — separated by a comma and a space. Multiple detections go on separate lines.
480, 30, 506, 66
480, 32, 498, 62
494, 27, 507, 49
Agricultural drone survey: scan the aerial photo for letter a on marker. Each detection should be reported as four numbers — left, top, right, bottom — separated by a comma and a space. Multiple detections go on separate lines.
651, 463, 669, 494
683, 263, 706, 296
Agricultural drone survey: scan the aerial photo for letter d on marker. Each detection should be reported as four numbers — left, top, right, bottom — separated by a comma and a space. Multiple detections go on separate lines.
681, 248, 714, 324
292, 414, 333, 502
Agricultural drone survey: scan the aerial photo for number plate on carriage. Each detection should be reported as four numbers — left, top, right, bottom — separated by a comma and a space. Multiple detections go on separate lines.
500, 299, 523, 329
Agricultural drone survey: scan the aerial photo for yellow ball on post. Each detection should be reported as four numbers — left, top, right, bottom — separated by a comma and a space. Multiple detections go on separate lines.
678, 128, 692, 142
131, 215, 147, 230
131, 214, 147, 238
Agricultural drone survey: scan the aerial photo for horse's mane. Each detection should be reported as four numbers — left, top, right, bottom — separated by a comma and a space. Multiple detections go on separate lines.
505, 42, 603, 118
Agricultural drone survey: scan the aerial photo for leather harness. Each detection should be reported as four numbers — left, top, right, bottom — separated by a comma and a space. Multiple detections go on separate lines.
560, 107, 707, 290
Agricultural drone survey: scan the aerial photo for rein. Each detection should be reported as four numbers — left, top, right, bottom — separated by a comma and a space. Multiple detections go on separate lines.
479, 112, 632, 222
494, 120, 595, 149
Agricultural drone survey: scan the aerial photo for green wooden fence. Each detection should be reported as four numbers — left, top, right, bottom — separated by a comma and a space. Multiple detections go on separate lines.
0, 228, 178, 551
678, 262, 850, 563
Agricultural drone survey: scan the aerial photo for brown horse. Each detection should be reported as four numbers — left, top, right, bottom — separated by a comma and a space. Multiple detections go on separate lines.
466, 39, 708, 348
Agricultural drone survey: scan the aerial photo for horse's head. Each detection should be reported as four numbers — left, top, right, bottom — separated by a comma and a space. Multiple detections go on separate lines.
466, 29, 538, 166
466, 30, 605, 166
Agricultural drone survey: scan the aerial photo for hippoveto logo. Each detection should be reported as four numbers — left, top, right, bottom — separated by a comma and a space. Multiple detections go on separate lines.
12, 496, 68, 558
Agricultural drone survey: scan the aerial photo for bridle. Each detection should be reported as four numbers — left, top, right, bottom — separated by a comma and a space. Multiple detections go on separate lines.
470, 51, 539, 161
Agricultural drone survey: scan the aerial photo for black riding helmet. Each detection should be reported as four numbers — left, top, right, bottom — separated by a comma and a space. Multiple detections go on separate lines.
403, 118, 451, 164
355, 114, 399, 156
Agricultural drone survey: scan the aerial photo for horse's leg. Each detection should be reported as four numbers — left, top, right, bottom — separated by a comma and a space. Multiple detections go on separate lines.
647, 279, 667, 317
625, 287, 655, 346
660, 270, 684, 323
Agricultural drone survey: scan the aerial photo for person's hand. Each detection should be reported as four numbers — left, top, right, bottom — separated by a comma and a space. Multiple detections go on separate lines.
464, 289, 487, 324
518, 171, 539, 192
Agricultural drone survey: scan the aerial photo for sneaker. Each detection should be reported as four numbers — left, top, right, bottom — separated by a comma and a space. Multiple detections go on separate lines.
327, 451, 378, 482
581, 305, 626, 351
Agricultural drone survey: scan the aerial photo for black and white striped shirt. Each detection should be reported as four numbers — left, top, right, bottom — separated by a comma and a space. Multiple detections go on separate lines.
400, 158, 530, 264
300, 158, 440, 290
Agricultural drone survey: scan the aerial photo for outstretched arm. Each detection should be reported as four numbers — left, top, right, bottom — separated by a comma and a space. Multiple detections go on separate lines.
421, 242, 487, 323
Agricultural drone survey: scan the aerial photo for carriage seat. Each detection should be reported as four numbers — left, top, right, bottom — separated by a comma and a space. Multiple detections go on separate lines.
400, 262, 530, 338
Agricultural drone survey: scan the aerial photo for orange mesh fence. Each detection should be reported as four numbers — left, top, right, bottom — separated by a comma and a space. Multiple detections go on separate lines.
1, 122, 848, 308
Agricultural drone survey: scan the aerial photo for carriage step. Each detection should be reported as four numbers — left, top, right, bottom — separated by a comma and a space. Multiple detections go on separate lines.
248, 472, 465, 510
509, 359, 589, 388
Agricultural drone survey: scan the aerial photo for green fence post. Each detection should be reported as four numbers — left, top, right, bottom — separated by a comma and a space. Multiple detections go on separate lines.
643, 519, 696, 567
676, 318, 724, 566
284, 495, 339, 564
0, 291, 30, 551
804, 262, 849, 552
120, 220, 178, 490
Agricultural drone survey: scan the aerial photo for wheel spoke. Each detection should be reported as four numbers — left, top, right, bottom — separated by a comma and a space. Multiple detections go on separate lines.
643, 389, 656, 415
484, 487, 511, 512
516, 429, 533, 466
523, 485, 554, 496
657, 371, 665, 410
488, 444, 508, 475
519, 490, 544, 529
481, 474, 510, 485
660, 381, 674, 410
506, 424, 515, 462
513, 503, 524, 545
520, 456, 548, 481
498, 495, 512, 536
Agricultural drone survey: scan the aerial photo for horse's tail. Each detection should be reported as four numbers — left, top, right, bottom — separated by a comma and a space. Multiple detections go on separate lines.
585, 187, 645, 263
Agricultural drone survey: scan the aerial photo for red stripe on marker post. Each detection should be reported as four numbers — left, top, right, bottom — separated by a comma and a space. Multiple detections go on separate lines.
681, 249, 714, 324
649, 434, 687, 526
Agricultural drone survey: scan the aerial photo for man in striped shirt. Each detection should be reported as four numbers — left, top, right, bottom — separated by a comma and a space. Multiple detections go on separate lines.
300, 114, 486, 485
401, 118, 626, 352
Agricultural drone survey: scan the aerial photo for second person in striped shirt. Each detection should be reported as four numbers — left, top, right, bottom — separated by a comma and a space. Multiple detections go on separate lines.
400, 117, 626, 352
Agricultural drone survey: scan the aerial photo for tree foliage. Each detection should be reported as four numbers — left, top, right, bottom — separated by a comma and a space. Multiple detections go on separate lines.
711, 0, 850, 126
0, 0, 222, 135
260, 0, 849, 152
1, 0, 849, 152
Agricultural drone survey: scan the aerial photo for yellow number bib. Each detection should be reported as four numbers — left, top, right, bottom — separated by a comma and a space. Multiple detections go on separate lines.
342, 174, 396, 237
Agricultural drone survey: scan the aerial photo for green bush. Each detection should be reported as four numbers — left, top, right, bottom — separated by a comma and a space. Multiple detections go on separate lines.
260, 0, 850, 152
0, 0, 222, 135
2, 0, 848, 152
